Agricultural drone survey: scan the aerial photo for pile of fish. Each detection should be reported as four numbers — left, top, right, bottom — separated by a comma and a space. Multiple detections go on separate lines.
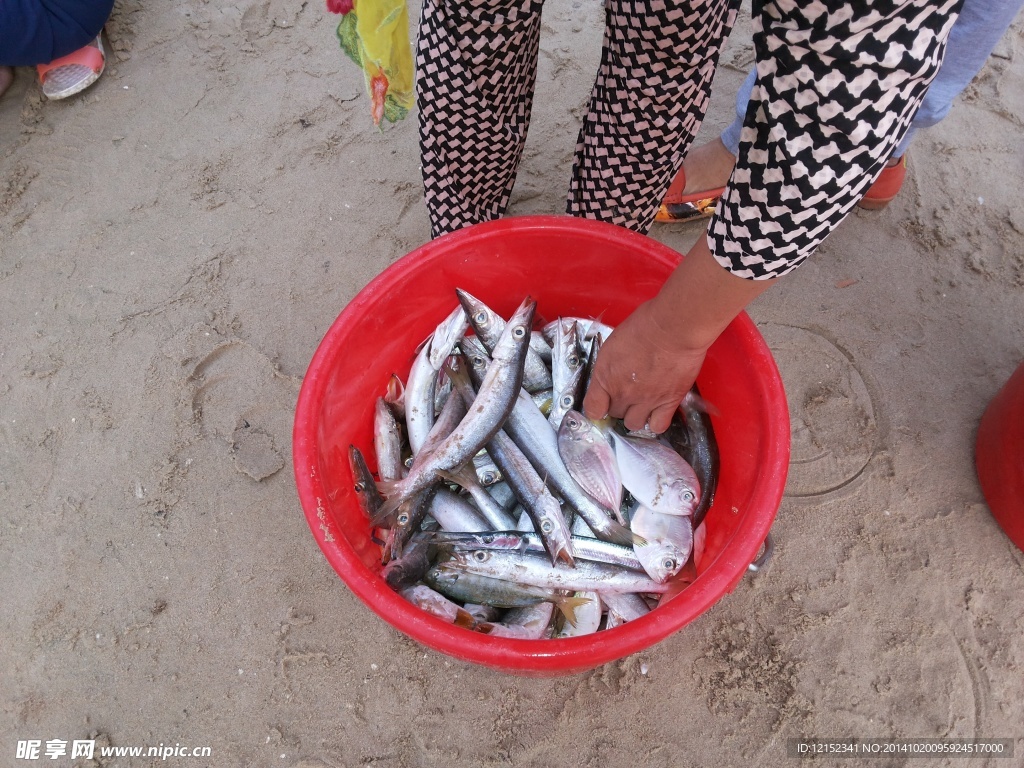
348, 290, 719, 640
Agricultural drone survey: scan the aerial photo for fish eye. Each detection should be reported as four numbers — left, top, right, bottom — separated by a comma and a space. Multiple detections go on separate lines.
404, 457, 414, 469
567, 416, 579, 429
662, 557, 678, 571
567, 353, 580, 368
472, 355, 485, 367
512, 326, 526, 339
474, 310, 488, 325
540, 519, 554, 533
353, 482, 365, 493
397, 512, 410, 525
473, 550, 489, 562
560, 394, 574, 408
683, 491, 695, 502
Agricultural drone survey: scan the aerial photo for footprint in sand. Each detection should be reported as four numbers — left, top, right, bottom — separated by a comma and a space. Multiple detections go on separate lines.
759, 324, 879, 497
169, 324, 300, 481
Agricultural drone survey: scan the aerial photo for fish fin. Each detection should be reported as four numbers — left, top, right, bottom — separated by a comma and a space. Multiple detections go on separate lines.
413, 330, 435, 356
375, 477, 402, 498
437, 465, 477, 490
599, 519, 646, 548
385, 373, 405, 405
555, 595, 592, 627
453, 608, 477, 629
371, 492, 405, 527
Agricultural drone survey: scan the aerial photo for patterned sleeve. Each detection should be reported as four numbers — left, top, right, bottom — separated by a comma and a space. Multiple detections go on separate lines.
707, 0, 963, 280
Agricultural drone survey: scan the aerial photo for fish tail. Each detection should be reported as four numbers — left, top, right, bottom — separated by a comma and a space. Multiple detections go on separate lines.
453, 608, 478, 629
555, 595, 592, 628
385, 373, 405, 404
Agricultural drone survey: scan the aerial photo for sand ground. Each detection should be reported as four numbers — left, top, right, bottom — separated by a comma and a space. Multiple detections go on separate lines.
1, 1, 1023, 766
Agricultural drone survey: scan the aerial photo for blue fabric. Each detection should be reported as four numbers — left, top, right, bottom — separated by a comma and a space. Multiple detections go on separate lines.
720, 0, 1024, 158
0, 0, 114, 66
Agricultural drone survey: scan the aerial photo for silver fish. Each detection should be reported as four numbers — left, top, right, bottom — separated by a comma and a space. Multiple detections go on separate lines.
461, 336, 636, 547
608, 431, 700, 517
374, 397, 405, 482
427, 304, 471, 370
554, 592, 603, 638
383, 528, 436, 589
462, 348, 638, 547
372, 390, 465, 526
399, 585, 477, 628
481, 602, 556, 639
438, 464, 518, 531
630, 505, 693, 583
405, 305, 470, 454
449, 363, 574, 565
375, 298, 535, 522
664, 388, 719, 528
425, 564, 590, 625
601, 591, 651, 623
557, 410, 623, 520
457, 288, 552, 393
529, 331, 553, 363
428, 487, 491, 532
428, 530, 643, 571
548, 319, 585, 429
449, 550, 670, 594
349, 445, 384, 522
542, 316, 615, 356
472, 452, 503, 487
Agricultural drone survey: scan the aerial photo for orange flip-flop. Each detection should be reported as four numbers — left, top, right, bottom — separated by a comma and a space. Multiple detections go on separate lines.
36, 35, 106, 100
655, 167, 727, 223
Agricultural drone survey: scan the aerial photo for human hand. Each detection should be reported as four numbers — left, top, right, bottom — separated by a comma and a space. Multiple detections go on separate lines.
582, 299, 708, 433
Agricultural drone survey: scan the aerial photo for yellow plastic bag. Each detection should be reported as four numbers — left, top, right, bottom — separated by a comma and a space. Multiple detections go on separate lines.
328, 0, 414, 128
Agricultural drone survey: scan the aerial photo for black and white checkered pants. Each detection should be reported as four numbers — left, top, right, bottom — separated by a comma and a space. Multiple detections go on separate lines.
417, 0, 962, 278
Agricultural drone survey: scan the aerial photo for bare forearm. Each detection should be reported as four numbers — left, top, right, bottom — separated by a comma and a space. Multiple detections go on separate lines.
583, 234, 775, 432
645, 235, 774, 357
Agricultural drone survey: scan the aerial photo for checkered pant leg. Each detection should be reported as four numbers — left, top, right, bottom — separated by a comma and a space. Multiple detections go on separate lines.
567, 0, 740, 232
417, 0, 545, 238
708, 0, 964, 279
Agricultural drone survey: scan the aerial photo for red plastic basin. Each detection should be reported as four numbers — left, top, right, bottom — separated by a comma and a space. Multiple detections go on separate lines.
975, 360, 1024, 553
293, 215, 790, 675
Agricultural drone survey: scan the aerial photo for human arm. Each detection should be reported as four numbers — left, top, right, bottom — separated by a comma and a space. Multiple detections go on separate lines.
582, 234, 774, 433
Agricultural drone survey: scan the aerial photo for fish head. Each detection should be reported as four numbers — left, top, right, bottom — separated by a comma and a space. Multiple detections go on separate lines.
668, 477, 700, 516
424, 564, 461, 594
478, 467, 502, 486
458, 336, 491, 379
635, 540, 689, 583
456, 288, 495, 330
505, 297, 537, 345
558, 409, 594, 443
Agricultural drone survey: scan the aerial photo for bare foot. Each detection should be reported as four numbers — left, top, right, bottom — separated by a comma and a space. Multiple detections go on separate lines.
0, 67, 13, 99
681, 137, 736, 195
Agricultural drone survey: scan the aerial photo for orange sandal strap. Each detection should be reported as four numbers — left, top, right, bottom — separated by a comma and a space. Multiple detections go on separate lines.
36, 45, 105, 80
